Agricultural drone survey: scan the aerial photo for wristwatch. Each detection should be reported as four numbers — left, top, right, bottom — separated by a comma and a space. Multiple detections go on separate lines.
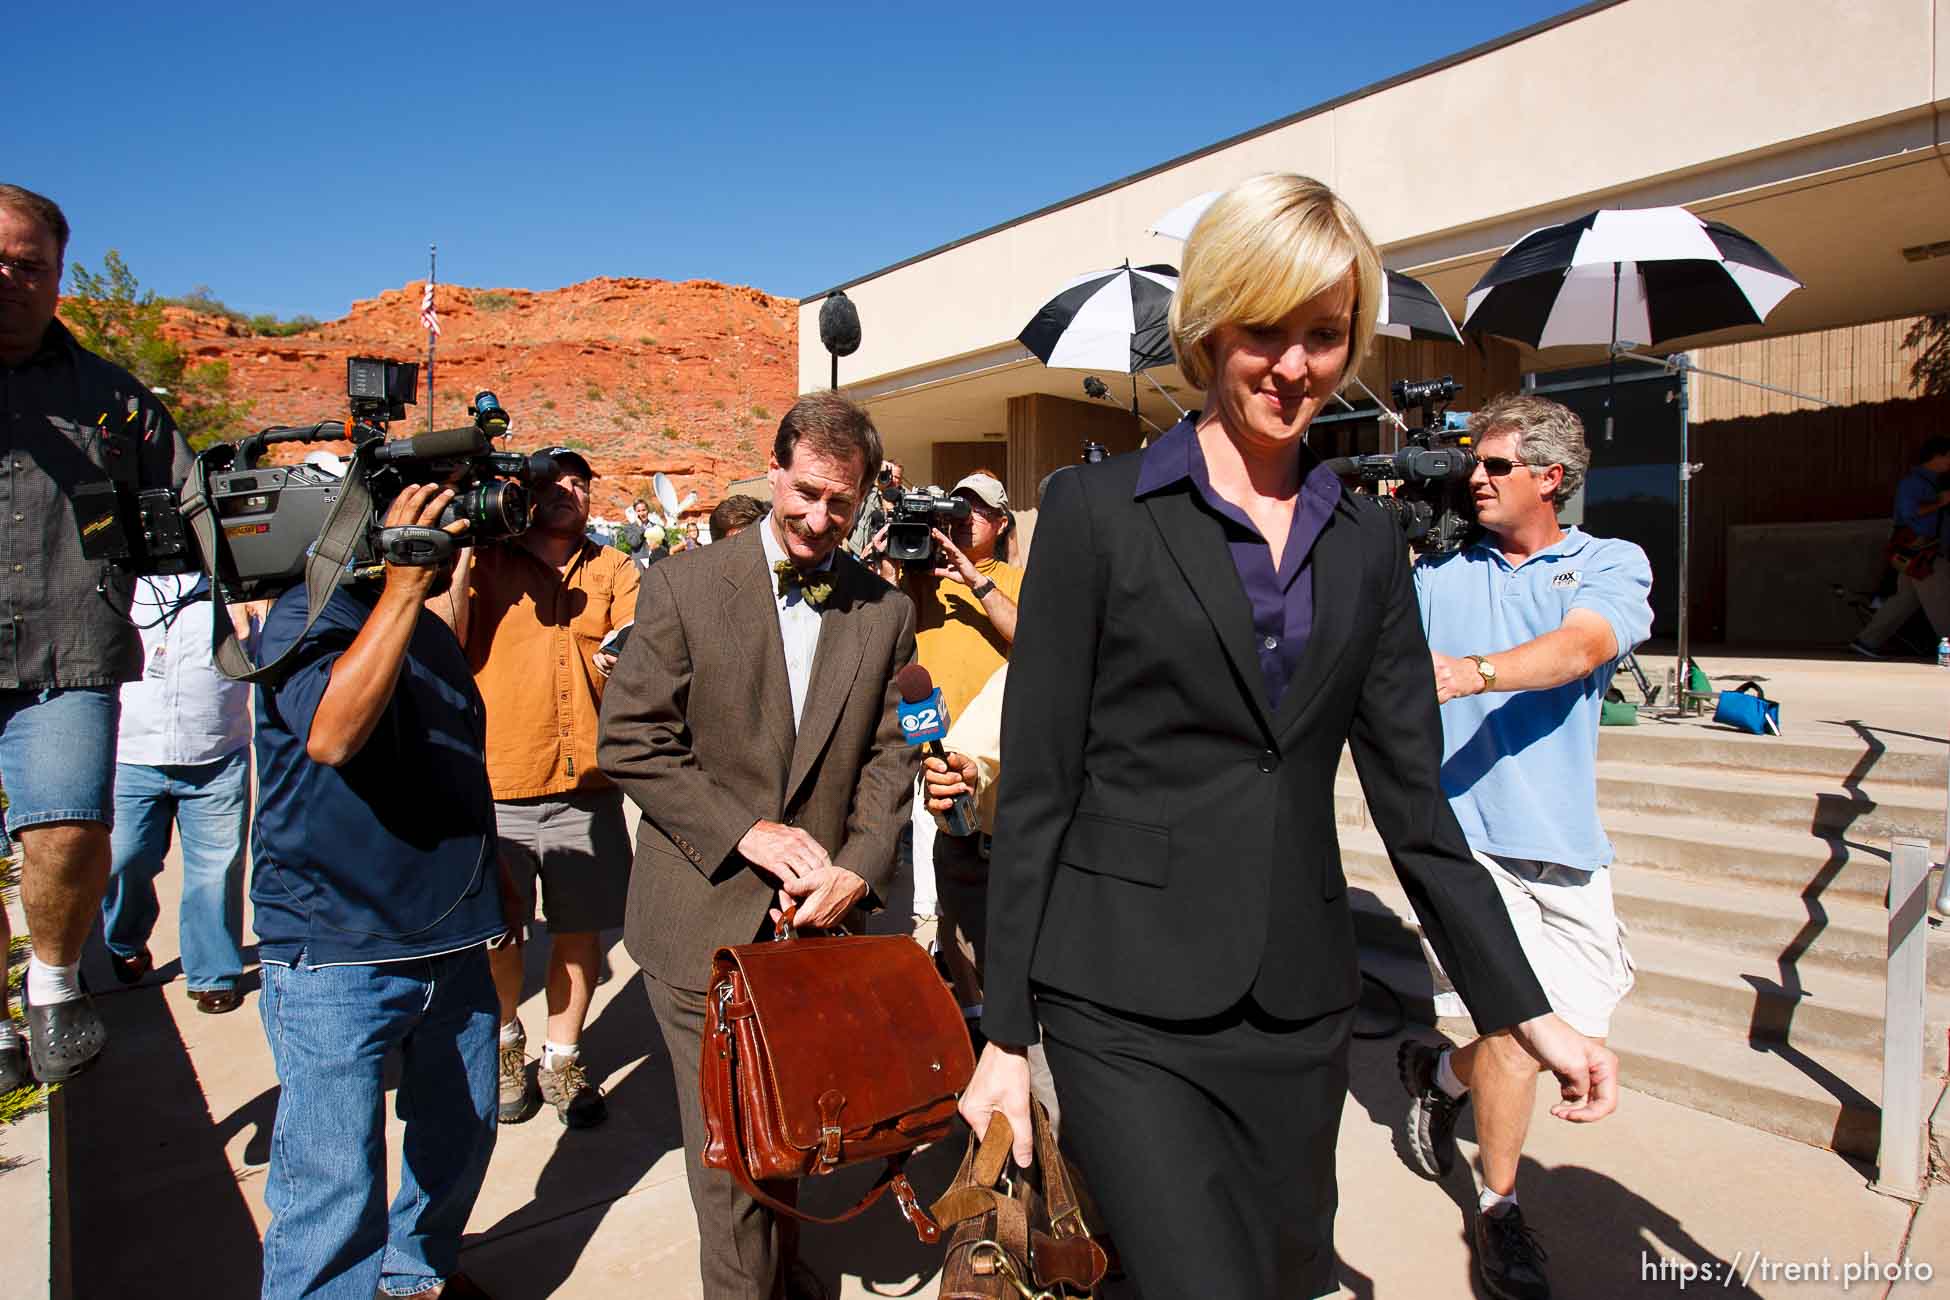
1467, 654, 1497, 687
968, 578, 997, 601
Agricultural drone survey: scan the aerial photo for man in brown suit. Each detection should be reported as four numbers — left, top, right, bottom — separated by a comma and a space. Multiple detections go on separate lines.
597, 391, 918, 1300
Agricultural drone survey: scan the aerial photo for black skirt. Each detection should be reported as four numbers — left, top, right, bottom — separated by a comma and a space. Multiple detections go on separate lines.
1037, 987, 1355, 1300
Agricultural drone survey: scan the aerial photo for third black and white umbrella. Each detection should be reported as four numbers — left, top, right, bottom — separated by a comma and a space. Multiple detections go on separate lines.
1462, 206, 1802, 350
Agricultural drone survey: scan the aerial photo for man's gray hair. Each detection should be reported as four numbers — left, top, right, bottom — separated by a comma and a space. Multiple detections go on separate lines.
1467, 393, 1589, 509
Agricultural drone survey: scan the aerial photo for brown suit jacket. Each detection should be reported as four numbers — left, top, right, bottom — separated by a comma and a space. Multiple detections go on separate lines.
597, 523, 919, 990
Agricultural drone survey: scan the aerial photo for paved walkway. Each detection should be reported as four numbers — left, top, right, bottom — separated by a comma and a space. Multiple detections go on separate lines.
0, 650, 1944, 1297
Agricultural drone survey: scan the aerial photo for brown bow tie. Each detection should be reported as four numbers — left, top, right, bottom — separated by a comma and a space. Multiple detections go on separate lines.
773, 560, 834, 608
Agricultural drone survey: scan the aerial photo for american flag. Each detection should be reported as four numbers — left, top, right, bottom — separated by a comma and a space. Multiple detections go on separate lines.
420, 282, 441, 336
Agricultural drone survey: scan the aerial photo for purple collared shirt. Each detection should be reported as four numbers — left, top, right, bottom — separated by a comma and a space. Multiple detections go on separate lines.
1135, 416, 1342, 711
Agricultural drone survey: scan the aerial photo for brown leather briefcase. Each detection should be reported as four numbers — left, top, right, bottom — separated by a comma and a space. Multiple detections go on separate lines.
701, 910, 976, 1243
933, 1100, 1108, 1298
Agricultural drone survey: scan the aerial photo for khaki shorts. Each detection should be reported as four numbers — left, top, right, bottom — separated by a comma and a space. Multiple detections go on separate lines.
494, 786, 632, 934
1422, 850, 1635, 1039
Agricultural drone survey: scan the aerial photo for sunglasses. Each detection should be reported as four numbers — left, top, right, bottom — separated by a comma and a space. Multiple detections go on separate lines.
1477, 456, 1536, 477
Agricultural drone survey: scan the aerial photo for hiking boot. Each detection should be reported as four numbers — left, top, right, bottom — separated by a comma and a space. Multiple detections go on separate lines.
1397, 1038, 1466, 1179
1474, 1202, 1551, 1300
498, 1025, 539, 1124
537, 1055, 607, 1129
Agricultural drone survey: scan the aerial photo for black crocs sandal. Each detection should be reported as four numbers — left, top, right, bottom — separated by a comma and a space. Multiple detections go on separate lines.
23, 987, 106, 1083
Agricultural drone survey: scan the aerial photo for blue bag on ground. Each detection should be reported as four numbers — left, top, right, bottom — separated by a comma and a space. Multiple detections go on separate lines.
1713, 680, 1780, 736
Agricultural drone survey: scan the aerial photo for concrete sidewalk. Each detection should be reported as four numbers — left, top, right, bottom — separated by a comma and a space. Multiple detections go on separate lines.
0, 840, 1941, 1300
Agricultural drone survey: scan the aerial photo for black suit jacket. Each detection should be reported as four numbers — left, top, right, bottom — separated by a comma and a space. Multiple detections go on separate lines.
982, 450, 1550, 1046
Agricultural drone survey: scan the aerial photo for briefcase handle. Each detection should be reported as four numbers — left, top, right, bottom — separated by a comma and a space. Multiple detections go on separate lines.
772, 902, 850, 943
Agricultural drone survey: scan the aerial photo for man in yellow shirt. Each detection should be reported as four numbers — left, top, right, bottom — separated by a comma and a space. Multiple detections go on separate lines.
437, 448, 640, 1129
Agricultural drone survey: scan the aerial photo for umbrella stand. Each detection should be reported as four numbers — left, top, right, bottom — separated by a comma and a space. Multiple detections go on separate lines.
1349, 377, 1412, 450
1609, 347, 1835, 715
1603, 262, 1621, 442
1144, 371, 1188, 419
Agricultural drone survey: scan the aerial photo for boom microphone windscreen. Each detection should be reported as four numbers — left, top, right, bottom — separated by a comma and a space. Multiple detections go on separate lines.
374, 425, 489, 463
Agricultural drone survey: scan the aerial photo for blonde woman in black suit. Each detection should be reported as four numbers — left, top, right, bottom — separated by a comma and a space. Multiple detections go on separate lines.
959, 174, 1619, 1300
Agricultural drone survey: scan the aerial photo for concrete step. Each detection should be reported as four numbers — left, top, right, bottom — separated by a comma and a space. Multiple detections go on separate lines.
1344, 865, 1949, 1069
1335, 792, 1913, 906
1594, 725, 1947, 789
1340, 829, 1950, 987
1356, 942, 1884, 1159
1593, 760, 1945, 846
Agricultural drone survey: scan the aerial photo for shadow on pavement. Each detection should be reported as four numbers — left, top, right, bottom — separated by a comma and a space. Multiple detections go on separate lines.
466, 967, 683, 1294
1346, 1031, 1763, 1299
70, 980, 266, 1299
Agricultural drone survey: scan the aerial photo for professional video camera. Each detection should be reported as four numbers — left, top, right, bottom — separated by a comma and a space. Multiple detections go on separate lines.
884, 488, 971, 566
1326, 376, 1477, 555
75, 357, 561, 601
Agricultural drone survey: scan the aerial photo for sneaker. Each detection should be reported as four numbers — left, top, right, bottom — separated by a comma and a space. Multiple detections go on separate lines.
1397, 1039, 1466, 1179
1849, 640, 1885, 659
498, 1026, 539, 1124
1474, 1203, 1551, 1300
537, 1056, 607, 1129
0, 1028, 30, 1092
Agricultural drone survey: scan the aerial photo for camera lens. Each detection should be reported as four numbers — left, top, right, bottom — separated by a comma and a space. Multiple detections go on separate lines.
440, 480, 530, 538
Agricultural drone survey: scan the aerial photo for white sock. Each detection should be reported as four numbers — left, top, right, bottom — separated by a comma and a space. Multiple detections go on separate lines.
1480, 1187, 1518, 1216
543, 1041, 580, 1071
1435, 1048, 1468, 1099
25, 957, 82, 1006
499, 1019, 524, 1048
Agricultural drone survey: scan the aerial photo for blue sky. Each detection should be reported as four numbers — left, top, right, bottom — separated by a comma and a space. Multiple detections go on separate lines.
16, 1, 1574, 320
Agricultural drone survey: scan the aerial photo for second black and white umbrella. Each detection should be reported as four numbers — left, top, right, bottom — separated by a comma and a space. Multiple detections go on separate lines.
1017, 262, 1180, 373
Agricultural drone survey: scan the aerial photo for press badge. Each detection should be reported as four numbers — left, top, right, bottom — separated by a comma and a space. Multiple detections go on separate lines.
146, 643, 168, 678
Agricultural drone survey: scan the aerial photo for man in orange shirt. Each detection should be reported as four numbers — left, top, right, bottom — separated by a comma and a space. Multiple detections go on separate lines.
437, 447, 641, 1129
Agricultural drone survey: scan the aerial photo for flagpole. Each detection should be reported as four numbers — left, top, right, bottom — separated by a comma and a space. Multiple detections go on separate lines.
425, 244, 437, 433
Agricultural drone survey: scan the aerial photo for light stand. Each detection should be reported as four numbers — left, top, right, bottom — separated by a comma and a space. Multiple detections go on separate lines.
1608, 345, 1835, 714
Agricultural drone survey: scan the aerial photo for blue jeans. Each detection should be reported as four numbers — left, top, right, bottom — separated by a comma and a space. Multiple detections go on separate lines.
102, 751, 249, 991
257, 947, 499, 1299
0, 686, 118, 831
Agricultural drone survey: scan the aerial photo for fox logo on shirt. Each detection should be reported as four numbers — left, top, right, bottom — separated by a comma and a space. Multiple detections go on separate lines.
1552, 571, 1581, 589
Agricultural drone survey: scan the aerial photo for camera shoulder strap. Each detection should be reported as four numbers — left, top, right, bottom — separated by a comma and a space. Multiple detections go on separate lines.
180, 448, 379, 685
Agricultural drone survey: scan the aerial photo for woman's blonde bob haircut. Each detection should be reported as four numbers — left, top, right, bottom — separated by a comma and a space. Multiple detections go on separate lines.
1168, 174, 1383, 394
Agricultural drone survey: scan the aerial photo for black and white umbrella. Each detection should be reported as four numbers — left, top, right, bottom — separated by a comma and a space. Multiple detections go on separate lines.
1462, 206, 1802, 350
1017, 262, 1179, 373
1376, 270, 1463, 343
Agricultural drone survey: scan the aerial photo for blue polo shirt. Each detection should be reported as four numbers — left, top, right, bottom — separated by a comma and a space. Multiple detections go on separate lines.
1413, 528, 1653, 870
250, 581, 503, 967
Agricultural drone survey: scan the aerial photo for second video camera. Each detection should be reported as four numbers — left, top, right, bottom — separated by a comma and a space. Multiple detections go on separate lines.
884, 488, 971, 566
1327, 376, 1477, 555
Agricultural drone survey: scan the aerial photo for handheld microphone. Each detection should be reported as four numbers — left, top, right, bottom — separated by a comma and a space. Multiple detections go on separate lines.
895, 664, 976, 837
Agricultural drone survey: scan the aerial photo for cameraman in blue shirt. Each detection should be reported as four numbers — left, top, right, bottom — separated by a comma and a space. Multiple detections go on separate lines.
1396, 394, 1653, 1300
251, 482, 515, 1300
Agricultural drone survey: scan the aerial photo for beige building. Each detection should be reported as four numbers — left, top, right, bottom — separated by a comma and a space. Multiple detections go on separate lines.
798, 0, 1950, 586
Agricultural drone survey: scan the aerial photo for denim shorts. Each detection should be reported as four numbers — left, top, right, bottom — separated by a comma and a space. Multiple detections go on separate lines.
0, 687, 120, 832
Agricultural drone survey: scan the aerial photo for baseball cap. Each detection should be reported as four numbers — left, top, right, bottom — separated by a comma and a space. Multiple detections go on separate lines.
951, 471, 1008, 510
538, 446, 597, 479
